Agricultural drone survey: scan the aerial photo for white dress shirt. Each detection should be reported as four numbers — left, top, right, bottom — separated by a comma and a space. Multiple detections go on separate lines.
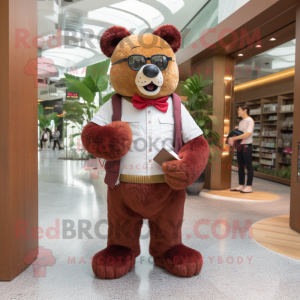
91, 96, 203, 182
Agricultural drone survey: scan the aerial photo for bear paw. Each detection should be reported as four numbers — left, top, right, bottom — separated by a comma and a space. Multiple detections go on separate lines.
154, 244, 203, 277
92, 245, 135, 279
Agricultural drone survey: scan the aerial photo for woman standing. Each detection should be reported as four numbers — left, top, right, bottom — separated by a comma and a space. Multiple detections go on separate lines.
41, 129, 49, 151
228, 105, 255, 193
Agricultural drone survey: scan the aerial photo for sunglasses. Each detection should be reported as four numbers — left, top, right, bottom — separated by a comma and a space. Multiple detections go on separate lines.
112, 54, 173, 71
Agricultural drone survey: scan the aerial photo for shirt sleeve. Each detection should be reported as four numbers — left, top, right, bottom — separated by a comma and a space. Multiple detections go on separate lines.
91, 99, 113, 126
245, 118, 254, 133
181, 103, 203, 144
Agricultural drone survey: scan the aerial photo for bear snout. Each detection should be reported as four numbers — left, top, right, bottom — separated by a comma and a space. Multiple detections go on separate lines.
135, 64, 164, 96
143, 65, 159, 78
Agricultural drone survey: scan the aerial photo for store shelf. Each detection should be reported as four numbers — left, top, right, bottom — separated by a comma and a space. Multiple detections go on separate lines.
260, 146, 276, 148
278, 161, 291, 165
233, 94, 293, 185
231, 166, 290, 186
261, 135, 277, 137
262, 111, 278, 115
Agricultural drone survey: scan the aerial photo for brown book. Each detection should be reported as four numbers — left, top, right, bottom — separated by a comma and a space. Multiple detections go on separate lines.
153, 147, 181, 166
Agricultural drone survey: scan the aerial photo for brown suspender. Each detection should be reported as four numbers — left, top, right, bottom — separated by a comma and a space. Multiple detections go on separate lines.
104, 93, 183, 188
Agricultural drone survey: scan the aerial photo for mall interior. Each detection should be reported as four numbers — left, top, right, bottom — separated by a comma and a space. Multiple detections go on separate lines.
1, 0, 300, 299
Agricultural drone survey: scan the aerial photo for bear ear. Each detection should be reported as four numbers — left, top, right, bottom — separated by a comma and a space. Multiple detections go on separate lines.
100, 26, 132, 58
152, 25, 181, 53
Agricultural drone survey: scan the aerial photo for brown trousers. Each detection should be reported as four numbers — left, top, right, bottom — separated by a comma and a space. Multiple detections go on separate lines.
106, 182, 186, 258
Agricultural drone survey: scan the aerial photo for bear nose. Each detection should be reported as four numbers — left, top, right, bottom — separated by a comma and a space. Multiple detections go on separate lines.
143, 65, 159, 78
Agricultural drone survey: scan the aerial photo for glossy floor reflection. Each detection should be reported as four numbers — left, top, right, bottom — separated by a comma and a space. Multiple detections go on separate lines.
1, 150, 300, 300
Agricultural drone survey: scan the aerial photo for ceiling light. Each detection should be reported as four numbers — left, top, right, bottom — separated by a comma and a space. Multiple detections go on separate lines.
155, 0, 185, 14
88, 7, 147, 32
110, 1, 164, 28
234, 68, 295, 91
238, 54, 244, 56
269, 38, 276, 41
256, 45, 262, 48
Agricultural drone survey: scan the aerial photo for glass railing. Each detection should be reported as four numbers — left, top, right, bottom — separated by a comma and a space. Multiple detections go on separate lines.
182, 0, 218, 48
182, 0, 250, 48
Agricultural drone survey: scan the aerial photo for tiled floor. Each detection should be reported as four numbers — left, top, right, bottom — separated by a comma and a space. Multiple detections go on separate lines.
1, 150, 300, 300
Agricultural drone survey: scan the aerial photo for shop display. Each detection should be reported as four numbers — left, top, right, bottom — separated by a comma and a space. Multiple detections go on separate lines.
233, 94, 294, 183
81, 25, 209, 279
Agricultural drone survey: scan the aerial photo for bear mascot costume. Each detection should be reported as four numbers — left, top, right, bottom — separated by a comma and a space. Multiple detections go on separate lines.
81, 25, 209, 279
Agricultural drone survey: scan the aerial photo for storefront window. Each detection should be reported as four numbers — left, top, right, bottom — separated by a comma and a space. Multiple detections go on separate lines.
235, 39, 295, 85
233, 39, 295, 182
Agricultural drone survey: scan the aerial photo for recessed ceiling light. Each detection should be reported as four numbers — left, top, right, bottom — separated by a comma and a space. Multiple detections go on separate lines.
256, 45, 262, 48
238, 54, 243, 56
270, 38, 276, 41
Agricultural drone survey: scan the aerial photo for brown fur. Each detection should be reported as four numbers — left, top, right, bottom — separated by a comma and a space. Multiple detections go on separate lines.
82, 121, 132, 161
110, 34, 179, 100
163, 135, 209, 190
83, 26, 210, 279
92, 181, 201, 278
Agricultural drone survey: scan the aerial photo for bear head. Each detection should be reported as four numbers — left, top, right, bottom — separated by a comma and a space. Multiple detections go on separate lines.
100, 25, 181, 100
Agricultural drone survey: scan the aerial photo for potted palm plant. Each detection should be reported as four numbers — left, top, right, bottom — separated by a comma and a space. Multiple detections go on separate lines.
180, 74, 221, 195
61, 58, 115, 160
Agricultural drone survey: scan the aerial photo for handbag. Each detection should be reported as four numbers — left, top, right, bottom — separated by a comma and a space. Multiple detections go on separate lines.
226, 129, 244, 146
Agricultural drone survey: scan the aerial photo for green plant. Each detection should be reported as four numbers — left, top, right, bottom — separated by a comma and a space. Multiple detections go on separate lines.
38, 105, 57, 131
180, 74, 221, 166
54, 115, 62, 128
278, 166, 291, 179
257, 167, 277, 176
62, 59, 115, 139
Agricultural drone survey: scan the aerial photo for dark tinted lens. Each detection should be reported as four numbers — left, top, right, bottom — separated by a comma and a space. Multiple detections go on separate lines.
128, 55, 147, 71
151, 55, 168, 70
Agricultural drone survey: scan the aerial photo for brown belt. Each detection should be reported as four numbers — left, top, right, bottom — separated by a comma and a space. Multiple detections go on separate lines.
119, 174, 165, 184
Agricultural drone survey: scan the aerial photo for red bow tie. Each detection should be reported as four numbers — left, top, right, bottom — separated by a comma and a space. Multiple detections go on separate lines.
132, 94, 169, 113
